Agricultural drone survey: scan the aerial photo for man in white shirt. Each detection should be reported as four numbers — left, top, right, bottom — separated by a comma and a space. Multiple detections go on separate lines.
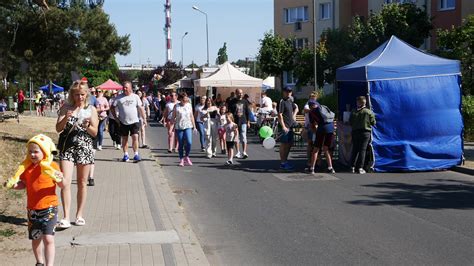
260, 91, 273, 113
111, 81, 146, 162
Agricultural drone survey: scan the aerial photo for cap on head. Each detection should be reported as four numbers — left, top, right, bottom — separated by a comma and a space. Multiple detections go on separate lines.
81, 77, 88, 83
283, 86, 293, 92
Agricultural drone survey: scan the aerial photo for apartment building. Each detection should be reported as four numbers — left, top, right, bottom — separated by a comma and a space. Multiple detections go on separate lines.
274, 0, 473, 94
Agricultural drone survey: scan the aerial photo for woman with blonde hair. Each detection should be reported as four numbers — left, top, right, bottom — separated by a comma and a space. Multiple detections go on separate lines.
55, 80, 98, 228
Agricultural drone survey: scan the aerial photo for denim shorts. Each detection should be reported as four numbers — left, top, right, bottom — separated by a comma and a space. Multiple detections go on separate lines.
238, 123, 247, 144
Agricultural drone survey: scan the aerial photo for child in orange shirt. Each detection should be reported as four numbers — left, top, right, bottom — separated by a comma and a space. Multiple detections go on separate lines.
4, 134, 64, 266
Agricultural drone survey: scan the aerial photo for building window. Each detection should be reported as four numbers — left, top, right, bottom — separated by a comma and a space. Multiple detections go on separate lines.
385, 0, 416, 3
294, 38, 309, 49
284, 6, 309, 24
320, 3, 331, 20
439, 0, 455, 10
283, 71, 296, 86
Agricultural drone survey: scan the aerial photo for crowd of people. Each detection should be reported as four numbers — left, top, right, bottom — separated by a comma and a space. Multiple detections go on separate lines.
3, 77, 376, 266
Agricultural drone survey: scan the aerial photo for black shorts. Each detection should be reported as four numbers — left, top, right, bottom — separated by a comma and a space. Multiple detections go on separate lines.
226, 141, 236, 149
27, 206, 58, 240
120, 122, 140, 136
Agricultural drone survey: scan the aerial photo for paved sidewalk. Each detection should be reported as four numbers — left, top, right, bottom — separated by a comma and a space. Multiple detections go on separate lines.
14, 135, 209, 265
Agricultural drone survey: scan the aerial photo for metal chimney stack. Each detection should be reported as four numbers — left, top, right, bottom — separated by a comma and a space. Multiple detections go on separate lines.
165, 0, 172, 62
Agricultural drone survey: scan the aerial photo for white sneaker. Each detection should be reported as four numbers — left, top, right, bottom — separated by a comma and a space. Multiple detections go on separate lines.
97, 145, 102, 151
116, 144, 121, 150
235, 152, 242, 159
358, 168, 366, 174
351, 167, 355, 173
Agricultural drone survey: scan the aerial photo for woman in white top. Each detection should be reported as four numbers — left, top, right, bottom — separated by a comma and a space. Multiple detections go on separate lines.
194, 95, 207, 151
55, 80, 98, 228
173, 93, 197, 166
163, 92, 179, 153
202, 98, 219, 158
137, 91, 150, 148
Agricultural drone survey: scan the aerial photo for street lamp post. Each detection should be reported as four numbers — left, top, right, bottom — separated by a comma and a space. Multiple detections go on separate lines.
181, 32, 188, 67
192, 5, 209, 66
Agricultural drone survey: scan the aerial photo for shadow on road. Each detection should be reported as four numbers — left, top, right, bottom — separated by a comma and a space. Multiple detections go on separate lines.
348, 179, 474, 209
0, 214, 27, 226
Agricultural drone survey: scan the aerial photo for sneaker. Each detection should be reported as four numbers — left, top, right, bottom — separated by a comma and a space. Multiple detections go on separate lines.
116, 144, 121, 150
226, 160, 233, 165
133, 154, 141, 162
87, 178, 95, 186
280, 162, 294, 170
351, 167, 355, 174
242, 153, 249, 159
327, 167, 336, 174
184, 156, 193, 166
235, 152, 243, 159
140, 144, 149, 149
221, 150, 226, 154
122, 154, 129, 162
167, 149, 172, 153
305, 167, 314, 173
97, 145, 102, 151
201, 148, 206, 152
358, 168, 366, 174
178, 159, 185, 167
212, 153, 217, 158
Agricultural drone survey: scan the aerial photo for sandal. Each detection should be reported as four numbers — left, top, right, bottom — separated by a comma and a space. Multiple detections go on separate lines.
75, 217, 86, 226
57, 219, 71, 229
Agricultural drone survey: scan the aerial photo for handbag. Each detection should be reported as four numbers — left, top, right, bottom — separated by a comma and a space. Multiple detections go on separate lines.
57, 125, 79, 153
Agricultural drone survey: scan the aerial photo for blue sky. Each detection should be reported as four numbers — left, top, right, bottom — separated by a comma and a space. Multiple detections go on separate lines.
103, 0, 274, 66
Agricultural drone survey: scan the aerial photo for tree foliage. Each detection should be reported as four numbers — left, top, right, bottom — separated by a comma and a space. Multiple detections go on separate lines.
437, 15, 474, 95
0, 1, 130, 87
216, 42, 228, 65
265, 3, 433, 89
258, 31, 296, 77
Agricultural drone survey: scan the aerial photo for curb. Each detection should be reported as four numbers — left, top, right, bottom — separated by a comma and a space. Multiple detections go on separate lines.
451, 166, 474, 176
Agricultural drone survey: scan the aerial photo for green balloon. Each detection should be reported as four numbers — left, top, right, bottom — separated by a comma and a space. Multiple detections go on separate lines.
259, 126, 273, 139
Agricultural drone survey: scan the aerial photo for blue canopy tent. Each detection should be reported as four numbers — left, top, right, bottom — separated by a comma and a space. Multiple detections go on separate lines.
336, 36, 463, 172
40, 83, 64, 94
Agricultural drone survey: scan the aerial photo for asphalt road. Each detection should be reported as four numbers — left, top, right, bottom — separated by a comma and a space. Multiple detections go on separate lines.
146, 121, 474, 265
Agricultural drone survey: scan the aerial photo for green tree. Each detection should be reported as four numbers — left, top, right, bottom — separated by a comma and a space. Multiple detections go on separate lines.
258, 31, 296, 88
0, 2, 130, 88
216, 42, 228, 65
437, 15, 474, 95
232, 58, 264, 78
289, 3, 433, 88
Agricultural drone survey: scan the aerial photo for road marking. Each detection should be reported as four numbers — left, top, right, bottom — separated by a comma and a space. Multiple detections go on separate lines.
273, 173, 339, 181
56, 230, 180, 247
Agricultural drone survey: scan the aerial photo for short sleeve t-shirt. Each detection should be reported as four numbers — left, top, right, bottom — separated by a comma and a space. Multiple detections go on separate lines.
166, 101, 178, 121
114, 93, 142, 125
260, 96, 273, 112
175, 103, 194, 130
278, 97, 296, 129
20, 162, 60, 210
195, 104, 205, 122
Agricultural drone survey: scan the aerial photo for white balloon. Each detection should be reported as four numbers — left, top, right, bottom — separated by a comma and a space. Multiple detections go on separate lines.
263, 137, 276, 149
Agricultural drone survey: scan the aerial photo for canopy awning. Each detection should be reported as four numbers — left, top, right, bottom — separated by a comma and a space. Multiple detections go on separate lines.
39, 83, 64, 94
97, 79, 123, 90
336, 36, 461, 82
194, 62, 263, 88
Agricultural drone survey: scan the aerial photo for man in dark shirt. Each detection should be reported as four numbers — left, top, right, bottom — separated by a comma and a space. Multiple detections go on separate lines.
308, 100, 336, 174
278, 87, 297, 170
228, 89, 250, 159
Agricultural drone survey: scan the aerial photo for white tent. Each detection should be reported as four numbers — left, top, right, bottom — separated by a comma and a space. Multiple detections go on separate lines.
262, 76, 275, 90
194, 62, 263, 104
194, 62, 263, 87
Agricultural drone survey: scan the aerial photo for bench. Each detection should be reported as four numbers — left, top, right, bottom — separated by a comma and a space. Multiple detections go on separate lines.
0, 111, 19, 122
293, 114, 306, 147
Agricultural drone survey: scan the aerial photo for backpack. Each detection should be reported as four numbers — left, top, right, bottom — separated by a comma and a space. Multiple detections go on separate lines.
319, 105, 335, 123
